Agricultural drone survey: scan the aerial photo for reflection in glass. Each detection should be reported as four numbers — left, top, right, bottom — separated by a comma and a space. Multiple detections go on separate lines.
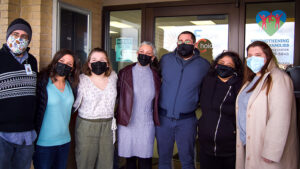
108, 10, 141, 72
155, 15, 228, 63
245, 2, 295, 69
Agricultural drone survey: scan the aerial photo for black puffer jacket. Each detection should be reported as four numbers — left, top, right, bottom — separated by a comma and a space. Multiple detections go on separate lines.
198, 72, 242, 157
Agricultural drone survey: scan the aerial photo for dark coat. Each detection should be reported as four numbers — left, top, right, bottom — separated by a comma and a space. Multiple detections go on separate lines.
198, 72, 242, 157
116, 63, 160, 126
34, 71, 49, 135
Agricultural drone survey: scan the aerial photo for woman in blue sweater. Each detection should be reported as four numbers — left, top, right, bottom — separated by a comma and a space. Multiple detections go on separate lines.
33, 49, 80, 169
198, 51, 243, 169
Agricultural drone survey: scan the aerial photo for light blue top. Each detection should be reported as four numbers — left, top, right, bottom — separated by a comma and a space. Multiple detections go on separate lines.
37, 78, 74, 146
238, 76, 260, 145
0, 50, 36, 146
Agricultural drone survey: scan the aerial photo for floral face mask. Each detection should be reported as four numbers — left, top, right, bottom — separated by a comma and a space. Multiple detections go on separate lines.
6, 35, 29, 55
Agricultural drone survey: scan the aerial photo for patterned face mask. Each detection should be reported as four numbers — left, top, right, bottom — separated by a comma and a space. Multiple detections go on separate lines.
6, 35, 29, 55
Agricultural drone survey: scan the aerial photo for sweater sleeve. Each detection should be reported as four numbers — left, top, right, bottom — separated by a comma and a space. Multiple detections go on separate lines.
261, 70, 294, 162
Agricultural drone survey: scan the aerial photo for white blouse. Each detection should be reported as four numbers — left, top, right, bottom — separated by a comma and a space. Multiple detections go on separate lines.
73, 72, 118, 119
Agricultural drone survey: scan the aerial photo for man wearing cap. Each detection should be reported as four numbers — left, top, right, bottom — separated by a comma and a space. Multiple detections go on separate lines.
0, 18, 37, 169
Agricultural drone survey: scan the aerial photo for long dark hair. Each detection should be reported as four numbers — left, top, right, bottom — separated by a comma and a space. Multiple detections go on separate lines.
210, 51, 243, 77
82, 48, 112, 77
244, 41, 278, 94
40, 49, 80, 89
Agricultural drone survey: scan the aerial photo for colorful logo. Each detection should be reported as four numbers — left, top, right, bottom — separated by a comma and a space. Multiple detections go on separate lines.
256, 10, 287, 36
195, 38, 213, 62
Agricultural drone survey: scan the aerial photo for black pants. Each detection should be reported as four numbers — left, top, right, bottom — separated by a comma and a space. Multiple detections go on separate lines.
199, 152, 235, 169
126, 157, 152, 169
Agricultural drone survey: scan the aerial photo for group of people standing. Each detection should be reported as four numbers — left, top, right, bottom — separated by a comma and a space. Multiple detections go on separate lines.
0, 18, 298, 169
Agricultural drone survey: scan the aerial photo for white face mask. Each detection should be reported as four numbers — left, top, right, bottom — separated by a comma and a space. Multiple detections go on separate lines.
6, 35, 29, 55
246, 56, 265, 73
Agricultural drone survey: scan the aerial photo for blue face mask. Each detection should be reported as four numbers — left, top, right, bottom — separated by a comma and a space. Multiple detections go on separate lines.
246, 56, 265, 73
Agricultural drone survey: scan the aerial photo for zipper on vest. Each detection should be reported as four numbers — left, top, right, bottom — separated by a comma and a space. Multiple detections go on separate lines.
213, 85, 232, 156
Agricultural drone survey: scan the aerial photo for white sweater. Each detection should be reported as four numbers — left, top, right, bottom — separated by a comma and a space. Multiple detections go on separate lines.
73, 72, 117, 119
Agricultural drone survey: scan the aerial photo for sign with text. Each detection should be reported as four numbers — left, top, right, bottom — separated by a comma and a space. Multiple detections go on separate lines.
115, 38, 137, 62
246, 10, 294, 67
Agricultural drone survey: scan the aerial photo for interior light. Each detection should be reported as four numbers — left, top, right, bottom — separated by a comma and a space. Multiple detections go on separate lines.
110, 21, 133, 28
157, 26, 175, 29
190, 20, 216, 25
110, 31, 118, 34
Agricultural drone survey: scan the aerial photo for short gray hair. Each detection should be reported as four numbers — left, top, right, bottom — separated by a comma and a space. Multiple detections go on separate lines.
139, 41, 157, 57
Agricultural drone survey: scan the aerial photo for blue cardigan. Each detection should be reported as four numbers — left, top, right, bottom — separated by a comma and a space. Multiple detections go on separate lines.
159, 49, 210, 119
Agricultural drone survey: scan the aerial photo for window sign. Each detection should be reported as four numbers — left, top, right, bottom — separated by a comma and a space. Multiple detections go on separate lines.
245, 3, 295, 68
115, 38, 137, 62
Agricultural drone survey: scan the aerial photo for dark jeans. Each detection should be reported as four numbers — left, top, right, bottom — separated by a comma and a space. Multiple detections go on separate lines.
33, 142, 70, 169
155, 115, 197, 169
199, 152, 235, 169
0, 137, 34, 169
126, 157, 152, 169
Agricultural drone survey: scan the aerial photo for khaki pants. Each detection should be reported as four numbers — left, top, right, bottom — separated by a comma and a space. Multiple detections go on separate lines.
75, 116, 114, 169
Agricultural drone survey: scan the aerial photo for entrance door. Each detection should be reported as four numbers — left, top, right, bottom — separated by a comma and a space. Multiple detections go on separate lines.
145, 4, 239, 60
143, 4, 239, 168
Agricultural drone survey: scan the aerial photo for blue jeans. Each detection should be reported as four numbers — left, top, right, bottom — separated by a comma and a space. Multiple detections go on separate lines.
0, 136, 34, 169
155, 115, 197, 169
33, 142, 70, 169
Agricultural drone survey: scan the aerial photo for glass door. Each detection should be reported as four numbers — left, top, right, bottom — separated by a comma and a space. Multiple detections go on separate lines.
155, 15, 229, 63
145, 4, 239, 61
107, 10, 142, 72
146, 4, 239, 168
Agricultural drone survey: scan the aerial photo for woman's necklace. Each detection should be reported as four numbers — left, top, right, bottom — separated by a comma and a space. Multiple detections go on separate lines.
58, 88, 64, 92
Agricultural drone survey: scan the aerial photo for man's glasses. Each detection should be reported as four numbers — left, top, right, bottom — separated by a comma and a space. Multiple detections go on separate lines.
11, 32, 29, 40
177, 40, 193, 45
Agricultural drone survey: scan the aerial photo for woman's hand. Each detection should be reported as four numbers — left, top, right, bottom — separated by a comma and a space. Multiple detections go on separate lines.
262, 157, 274, 163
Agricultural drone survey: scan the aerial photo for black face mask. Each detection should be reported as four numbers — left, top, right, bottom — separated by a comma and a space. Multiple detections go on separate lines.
138, 54, 152, 66
177, 44, 194, 58
215, 64, 235, 78
55, 62, 72, 77
91, 61, 108, 75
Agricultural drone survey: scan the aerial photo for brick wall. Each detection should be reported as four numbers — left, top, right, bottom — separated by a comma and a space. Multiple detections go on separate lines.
20, 0, 42, 68
0, 0, 20, 44
39, 0, 52, 69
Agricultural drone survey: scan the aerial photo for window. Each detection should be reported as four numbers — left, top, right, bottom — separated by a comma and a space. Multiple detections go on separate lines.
106, 10, 142, 72
245, 2, 295, 68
